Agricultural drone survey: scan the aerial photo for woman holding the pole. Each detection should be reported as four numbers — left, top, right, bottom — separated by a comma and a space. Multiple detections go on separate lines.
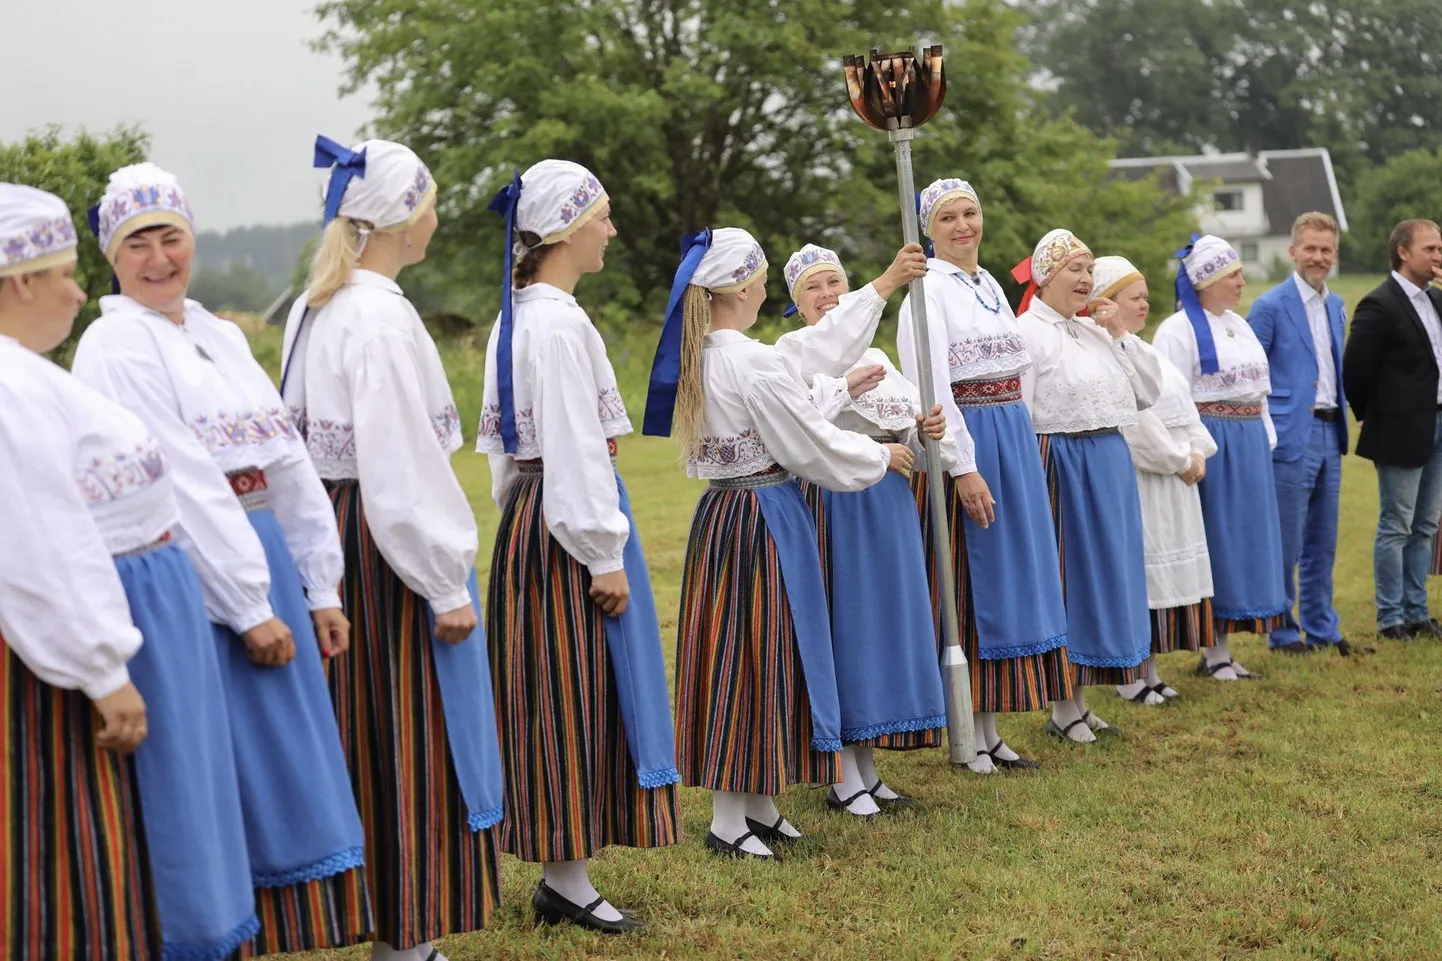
1015, 229, 1163, 742
781, 241, 950, 815
645, 227, 922, 855
899, 180, 1071, 770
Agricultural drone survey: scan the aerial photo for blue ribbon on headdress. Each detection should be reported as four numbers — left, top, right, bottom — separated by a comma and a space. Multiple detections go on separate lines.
783, 302, 799, 318
314, 136, 368, 226
85, 204, 120, 294
487, 172, 525, 454
643, 228, 713, 437
1174, 232, 1221, 375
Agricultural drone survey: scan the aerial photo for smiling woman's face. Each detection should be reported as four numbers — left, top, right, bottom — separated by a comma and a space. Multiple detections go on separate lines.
112, 225, 194, 317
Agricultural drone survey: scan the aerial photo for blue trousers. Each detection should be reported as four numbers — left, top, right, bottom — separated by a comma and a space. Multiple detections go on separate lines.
1374, 413, 1442, 630
1270, 416, 1344, 647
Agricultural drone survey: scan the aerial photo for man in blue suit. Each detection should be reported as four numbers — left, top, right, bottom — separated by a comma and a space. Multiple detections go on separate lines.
1247, 212, 1356, 655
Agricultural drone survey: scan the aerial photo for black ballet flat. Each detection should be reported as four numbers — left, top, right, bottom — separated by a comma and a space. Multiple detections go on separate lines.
705, 829, 775, 861
866, 781, 920, 810
744, 814, 802, 845
825, 786, 879, 818
532, 880, 642, 934
986, 743, 1040, 770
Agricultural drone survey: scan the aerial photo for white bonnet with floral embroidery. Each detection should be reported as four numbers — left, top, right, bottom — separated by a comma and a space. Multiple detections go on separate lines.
516, 159, 608, 247
326, 139, 436, 231
693, 227, 767, 294
0, 184, 78, 278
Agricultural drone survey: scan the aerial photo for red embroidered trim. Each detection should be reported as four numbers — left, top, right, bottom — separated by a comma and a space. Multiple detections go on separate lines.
952, 375, 1022, 407
1196, 401, 1262, 419
226, 468, 268, 497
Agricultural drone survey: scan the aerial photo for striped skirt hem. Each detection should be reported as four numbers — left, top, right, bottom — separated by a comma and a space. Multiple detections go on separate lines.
251, 868, 373, 955
1, 644, 160, 961
676, 485, 843, 793
846, 715, 945, 751
486, 473, 680, 863
327, 481, 499, 947
1215, 612, 1289, 636
912, 471, 1074, 712
1151, 599, 1215, 654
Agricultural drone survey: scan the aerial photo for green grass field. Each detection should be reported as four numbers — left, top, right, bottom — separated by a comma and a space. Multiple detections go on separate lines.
272, 273, 1442, 960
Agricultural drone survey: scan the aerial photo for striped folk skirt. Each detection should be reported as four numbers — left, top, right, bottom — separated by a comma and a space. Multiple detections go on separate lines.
676, 481, 843, 793
1151, 599, 1215, 654
328, 481, 500, 947
911, 469, 1073, 713
1431, 529, 1442, 576
0, 640, 160, 961
486, 469, 680, 863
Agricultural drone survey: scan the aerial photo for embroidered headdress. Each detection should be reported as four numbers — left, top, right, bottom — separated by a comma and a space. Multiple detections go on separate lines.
1010, 228, 1092, 314
1175, 233, 1242, 375
918, 178, 981, 238
313, 136, 436, 230
643, 226, 768, 437
92, 163, 195, 261
0, 184, 79, 278
486, 159, 610, 453
782, 243, 844, 317
1090, 255, 1144, 303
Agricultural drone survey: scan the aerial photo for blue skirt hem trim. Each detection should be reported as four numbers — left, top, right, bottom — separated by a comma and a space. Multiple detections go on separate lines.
841, 714, 947, 743
160, 913, 261, 961
467, 805, 504, 832
1214, 606, 1288, 620
637, 767, 681, 790
251, 846, 365, 888
812, 736, 843, 753
1065, 643, 1152, 668
978, 632, 1069, 661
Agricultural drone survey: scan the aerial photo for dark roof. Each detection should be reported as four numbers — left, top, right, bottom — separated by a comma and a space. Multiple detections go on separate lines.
1180, 158, 1267, 183
1261, 152, 1344, 232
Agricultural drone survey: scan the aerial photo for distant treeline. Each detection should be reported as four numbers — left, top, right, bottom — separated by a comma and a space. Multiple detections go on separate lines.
191, 222, 318, 314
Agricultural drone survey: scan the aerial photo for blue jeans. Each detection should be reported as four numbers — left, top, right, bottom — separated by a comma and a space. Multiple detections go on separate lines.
1272, 416, 1343, 647
1374, 413, 1442, 629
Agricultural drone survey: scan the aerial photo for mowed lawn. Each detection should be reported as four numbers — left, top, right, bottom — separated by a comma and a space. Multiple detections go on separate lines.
267, 272, 1442, 960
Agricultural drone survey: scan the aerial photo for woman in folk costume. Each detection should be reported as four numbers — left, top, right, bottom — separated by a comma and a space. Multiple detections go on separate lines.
1097, 256, 1218, 703
899, 180, 1071, 771
780, 242, 951, 816
0, 184, 256, 961
1153, 235, 1286, 681
644, 227, 917, 858
282, 138, 503, 959
479, 159, 679, 934
70, 163, 372, 956
1014, 229, 1164, 742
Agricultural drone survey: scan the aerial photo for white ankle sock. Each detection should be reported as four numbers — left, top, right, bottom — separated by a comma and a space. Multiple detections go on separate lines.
372, 942, 446, 961
833, 747, 881, 815
965, 713, 997, 771
1049, 698, 1096, 743
710, 792, 775, 855
542, 859, 621, 922
852, 746, 897, 799
743, 792, 801, 839
1203, 637, 1238, 679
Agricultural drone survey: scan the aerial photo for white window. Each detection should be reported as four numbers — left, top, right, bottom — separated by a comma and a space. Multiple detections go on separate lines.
1213, 189, 1243, 211
1240, 242, 1259, 262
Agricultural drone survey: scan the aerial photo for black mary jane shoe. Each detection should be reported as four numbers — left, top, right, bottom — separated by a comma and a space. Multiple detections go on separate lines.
744, 814, 802, 845
705, 828, 775, 861
866, 781, 921, 809
986, 743, 1040, 770
1196, 656, 1263, 680
824, 786, 879, 818
1081, 710, 1121, 738
532, 880, 642, 934
1045, 716, 1093, 743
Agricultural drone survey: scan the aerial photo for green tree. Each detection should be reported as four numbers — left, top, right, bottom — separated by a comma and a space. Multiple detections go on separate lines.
188, 263, 280, 313
1348, 149, 1442, 274
316, 0, 1194, 328
0, 125, 149, 346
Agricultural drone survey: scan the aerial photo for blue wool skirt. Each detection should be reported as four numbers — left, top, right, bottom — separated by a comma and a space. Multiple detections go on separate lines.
822, 472, 946, 745
1198, 414, 1288, 631
212, 508, 366, 888
1040, 431, 1152, 682
117, 543, 258, 961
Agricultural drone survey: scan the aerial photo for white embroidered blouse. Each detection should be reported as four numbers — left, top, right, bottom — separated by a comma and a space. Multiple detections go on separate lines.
899, 260, 1029, 476
1017, 298, 1164, 434
72, 296, 343, 633
1151, 308, 1277, 448
809, 348, 961, 468
1120, 341, 1218, 475
772, 283, 885, 379
0, 335, 175, 698
476, 283, 631, 576
689, 329, 891, 487
282, 270, 476, 615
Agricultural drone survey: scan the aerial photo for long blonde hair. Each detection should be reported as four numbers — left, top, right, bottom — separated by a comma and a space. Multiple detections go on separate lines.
672, 283, 711, 458
304, 216, 369, 308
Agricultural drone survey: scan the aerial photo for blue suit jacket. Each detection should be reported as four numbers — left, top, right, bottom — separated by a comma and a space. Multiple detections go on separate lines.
1246, 276, 1349, 462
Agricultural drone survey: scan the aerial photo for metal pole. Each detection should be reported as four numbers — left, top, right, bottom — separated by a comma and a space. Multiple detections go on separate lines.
889, 125, 975, 764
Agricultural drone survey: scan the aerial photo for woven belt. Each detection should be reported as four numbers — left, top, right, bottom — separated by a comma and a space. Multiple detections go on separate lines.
1044, 426, 1120, 439
1197, 401, 1263, 420
517, 438, 620, 475
227, 468, 268, 512
708, 464, 790, 490
113, 530, 174, 559
952, 375, 1022, 408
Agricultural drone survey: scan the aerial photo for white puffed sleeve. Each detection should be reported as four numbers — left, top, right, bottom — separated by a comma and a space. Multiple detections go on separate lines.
898, 286, 977, 476
349, 327, 478, 615
1121, 412, 1193, 476
773, 284, 886, 379
535, 332, 630, 575
744, 371, 891, 491
1018, 319, 1062, 418
71, 338, 275, 634
1187, 417, 1219, 458
0, 390, 140, 700
1149, 319, 1196, 388
809, 374, 850, 422
262, 457, 343, 610
1110, 332, 1165, 410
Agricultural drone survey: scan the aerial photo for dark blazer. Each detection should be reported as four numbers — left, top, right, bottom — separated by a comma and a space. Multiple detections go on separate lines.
1342, 275, 1442, 467
1247, 276, 1348, 462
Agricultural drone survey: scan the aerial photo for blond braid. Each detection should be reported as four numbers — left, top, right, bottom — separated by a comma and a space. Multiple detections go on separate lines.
672, 283, 711, 459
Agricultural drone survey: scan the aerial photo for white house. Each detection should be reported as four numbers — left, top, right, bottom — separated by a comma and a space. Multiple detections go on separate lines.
1109, 148, 1348, 278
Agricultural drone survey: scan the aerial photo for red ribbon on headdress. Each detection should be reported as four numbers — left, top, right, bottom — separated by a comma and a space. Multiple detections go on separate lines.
1010, 257, 1039, 314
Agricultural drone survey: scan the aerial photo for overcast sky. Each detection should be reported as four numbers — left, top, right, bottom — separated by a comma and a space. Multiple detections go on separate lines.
2, 1, 374, 231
